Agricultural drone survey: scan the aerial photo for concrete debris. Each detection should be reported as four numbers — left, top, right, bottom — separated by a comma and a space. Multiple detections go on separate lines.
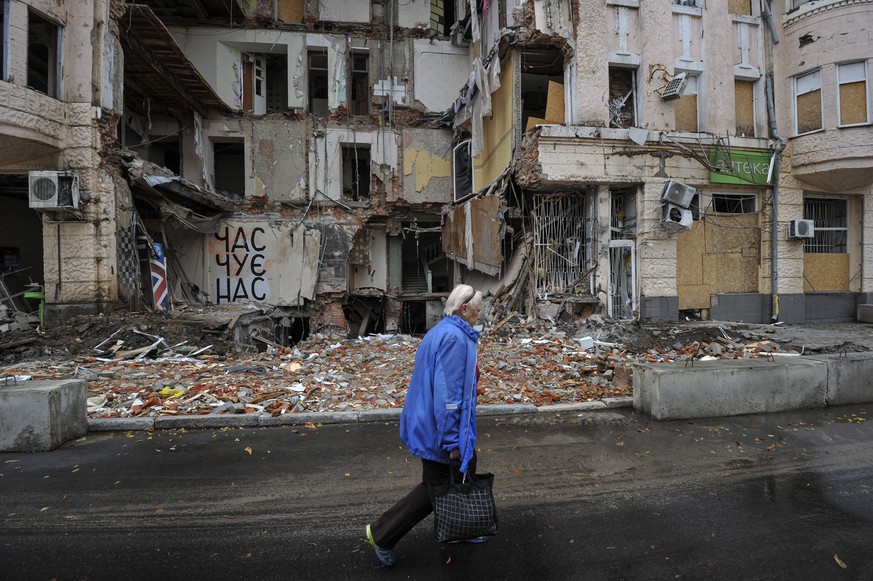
0, 314, 839, 420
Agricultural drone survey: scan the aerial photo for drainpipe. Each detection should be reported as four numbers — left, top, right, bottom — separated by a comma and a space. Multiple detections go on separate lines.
762, 0, 786, 323
765, 75, 786, 322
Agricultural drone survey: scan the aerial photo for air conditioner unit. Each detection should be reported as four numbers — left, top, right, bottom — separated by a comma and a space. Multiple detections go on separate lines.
660, 72, 688, 101
661, 203, 693, 233
789, 219, 815, 239
660, 180, 696, 208
28, 171, 80, 209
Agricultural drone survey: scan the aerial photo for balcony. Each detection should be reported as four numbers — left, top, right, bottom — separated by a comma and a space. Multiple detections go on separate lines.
790, 126, 873, 191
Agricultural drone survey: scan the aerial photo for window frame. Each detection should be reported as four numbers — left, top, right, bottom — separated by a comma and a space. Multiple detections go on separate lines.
836, 61, 870, 128
793, 69, 823, 136
803, 197, 848, 254
710, 192, 758, 215
27, 8, 63, 99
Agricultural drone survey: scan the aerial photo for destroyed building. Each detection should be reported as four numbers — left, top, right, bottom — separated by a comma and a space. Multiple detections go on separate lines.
0, 0, 872, 344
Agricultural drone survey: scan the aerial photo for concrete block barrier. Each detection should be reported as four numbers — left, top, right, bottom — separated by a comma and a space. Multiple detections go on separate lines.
0, 379, 87, 452
809, 353, 873, 406
633, 358, 828, 420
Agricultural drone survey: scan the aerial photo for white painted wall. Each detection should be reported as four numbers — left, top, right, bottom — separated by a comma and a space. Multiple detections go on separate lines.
311, 128, 399, 201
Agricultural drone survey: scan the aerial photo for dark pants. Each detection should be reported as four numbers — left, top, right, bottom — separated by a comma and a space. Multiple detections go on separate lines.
369, 454, 478, 549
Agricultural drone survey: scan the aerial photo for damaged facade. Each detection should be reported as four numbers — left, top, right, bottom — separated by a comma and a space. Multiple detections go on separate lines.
443, 0, 873, 325
0, 0, 871, 341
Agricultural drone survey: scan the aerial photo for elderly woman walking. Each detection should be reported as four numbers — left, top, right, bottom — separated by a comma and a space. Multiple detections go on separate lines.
365, 284, 485, 566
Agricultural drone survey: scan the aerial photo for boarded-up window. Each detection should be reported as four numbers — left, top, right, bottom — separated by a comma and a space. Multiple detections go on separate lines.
838, 62, 869, 126
728, 0, 752, 15
277, 0, 304, 23
794, 70, 822, 135
735, 80, 755, 137
675, 75, 698, 132
608, 67, 636, 128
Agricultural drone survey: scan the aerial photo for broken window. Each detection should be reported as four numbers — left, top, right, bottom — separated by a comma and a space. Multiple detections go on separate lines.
611, 190, 637, 240
837, 62, 869, 127
243, 54, 266, 115
266, 53, 288, 113
804, 198, 847, 253
27, 10, 61, 98
341, 145, 371, 201
675, 74, 698, 132
735, 79, 756, 137
308, 49, 329, 117
711, 193, 757, 214
212, 139, 245, 196
794, 70, 822, 135
531, 193, 593, 295
349, 50, 369, 116
452, 140, 472, 201
608, 67, 637, 128
430, 0, 455, 37
521, 49, 565, 130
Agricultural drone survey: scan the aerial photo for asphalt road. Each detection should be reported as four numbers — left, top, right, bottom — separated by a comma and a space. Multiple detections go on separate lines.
2, 405, 873, 581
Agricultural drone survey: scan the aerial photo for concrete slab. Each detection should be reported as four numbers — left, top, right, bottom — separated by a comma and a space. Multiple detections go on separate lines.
808, 352, 873, 406
154, 414, 260, 430
857, 304, 873, 323
633, 358, 828, 420
0, 379, 87, 452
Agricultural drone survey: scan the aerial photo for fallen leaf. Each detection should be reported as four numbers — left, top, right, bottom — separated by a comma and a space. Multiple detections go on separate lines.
155, 508, 165, 514
834, 554, 847, 569
244, 447, 253, 455
445, 556, 452, 565
40, 507, 50, 512
304, 422, 317, 430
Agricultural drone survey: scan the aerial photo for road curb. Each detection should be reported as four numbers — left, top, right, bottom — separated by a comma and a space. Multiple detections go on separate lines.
86, 397, 635, 432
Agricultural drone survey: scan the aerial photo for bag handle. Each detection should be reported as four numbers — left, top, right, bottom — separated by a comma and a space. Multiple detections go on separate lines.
447, 464, 470, 485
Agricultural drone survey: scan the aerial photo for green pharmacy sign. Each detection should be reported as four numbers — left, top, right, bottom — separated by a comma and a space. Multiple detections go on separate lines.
708, 149, 772, 186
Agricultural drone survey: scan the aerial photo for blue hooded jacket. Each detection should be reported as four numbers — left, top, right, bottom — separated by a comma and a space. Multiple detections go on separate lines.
400, 314, 480, 473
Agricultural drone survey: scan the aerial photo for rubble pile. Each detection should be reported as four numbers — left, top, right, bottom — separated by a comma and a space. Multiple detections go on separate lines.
0, 312, 819, 420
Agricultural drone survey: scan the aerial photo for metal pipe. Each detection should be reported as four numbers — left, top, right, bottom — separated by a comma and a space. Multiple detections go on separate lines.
766, 73, 787, 322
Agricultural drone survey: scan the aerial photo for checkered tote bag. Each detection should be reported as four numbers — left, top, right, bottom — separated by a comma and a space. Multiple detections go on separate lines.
429, 470, 499, 543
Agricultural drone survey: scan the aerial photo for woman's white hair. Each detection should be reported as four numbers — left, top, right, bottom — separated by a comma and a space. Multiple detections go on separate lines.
444, 284, 482, 316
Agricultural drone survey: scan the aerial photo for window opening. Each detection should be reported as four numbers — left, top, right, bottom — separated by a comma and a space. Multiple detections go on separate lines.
672, 0, 702, 6
266, 53, 289, 113
430, 0, 455, 37
794, 70, 822, 135
610, 190, 637, 240
27, 10, 61, 98
308, 49, 329, 117
212, 139, 245, 196
521, 48, 565, 131
804, 198, 847, 253
349, 51, 369, 116
531, 193, 592, 295
837, 62, 869, 127
711, 193, 757, 214
453, 140, 472, 201
608, 67, 637, 128
342, 145, 371, 201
